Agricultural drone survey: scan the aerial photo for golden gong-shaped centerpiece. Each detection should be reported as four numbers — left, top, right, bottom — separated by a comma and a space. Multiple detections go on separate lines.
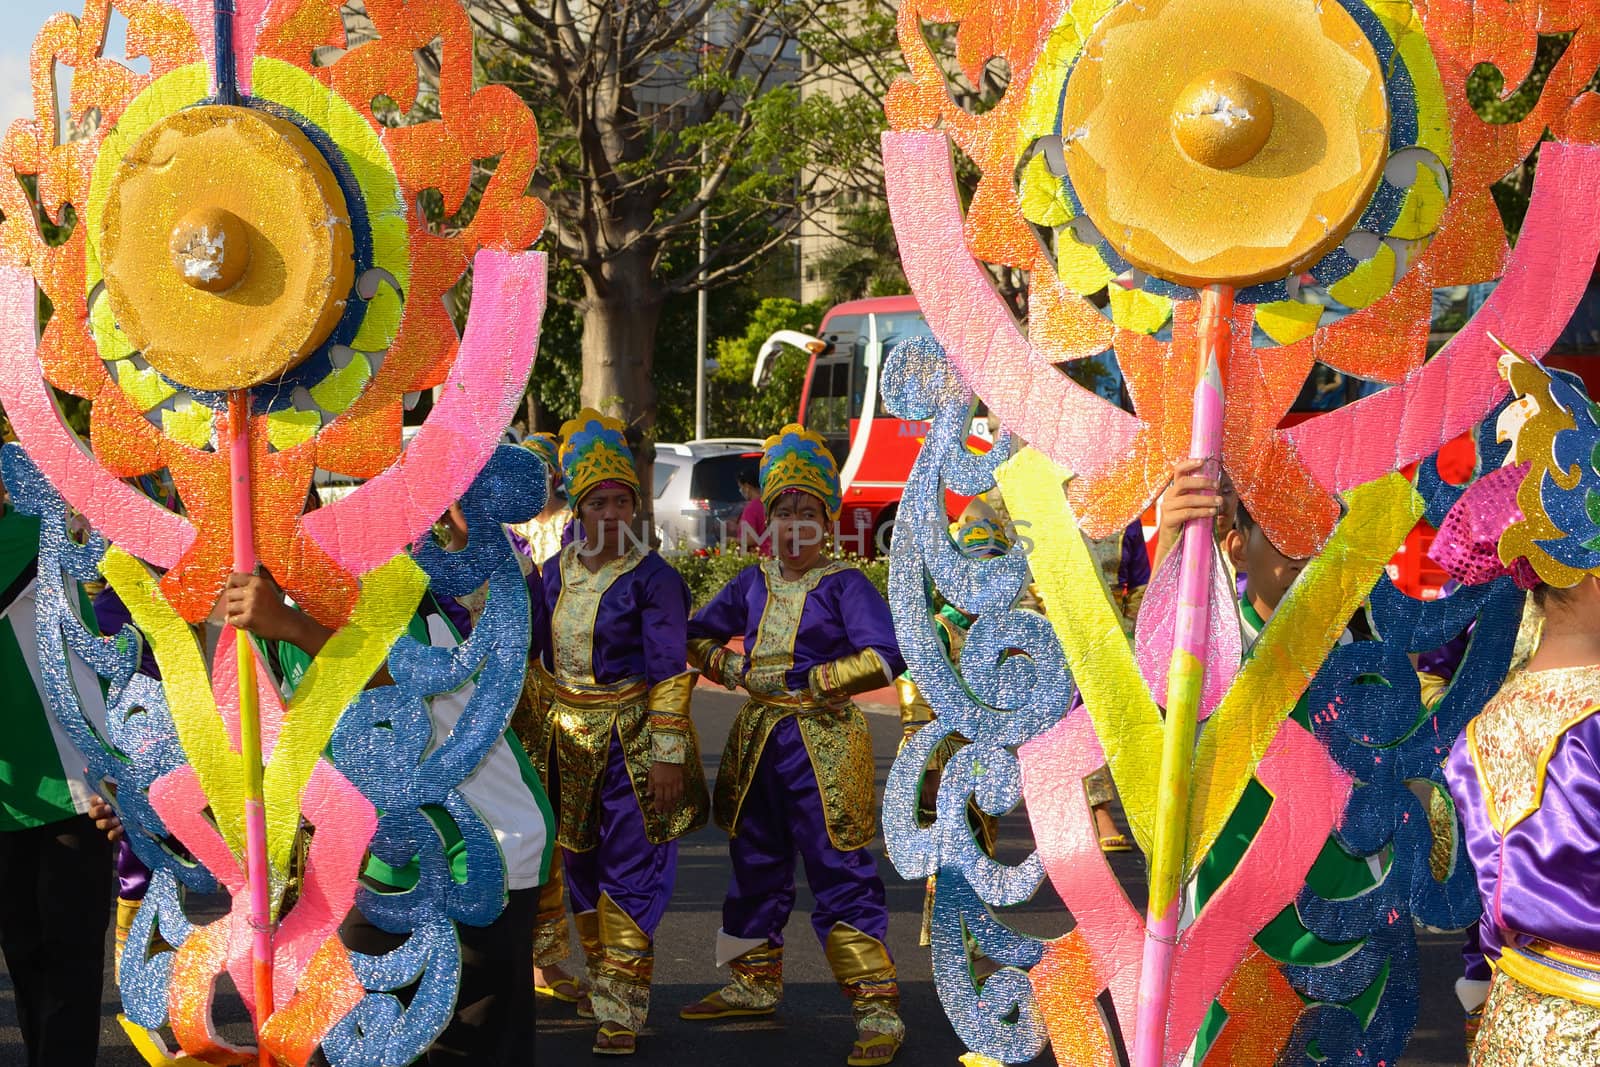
1060, 0, 1389, 287
1054, 2, 1394, 1061
95, 105, 356, 392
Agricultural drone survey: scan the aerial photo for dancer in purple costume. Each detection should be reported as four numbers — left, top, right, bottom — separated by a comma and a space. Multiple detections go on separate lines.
529, 409, 708, 1056
680, 424, 907, 1067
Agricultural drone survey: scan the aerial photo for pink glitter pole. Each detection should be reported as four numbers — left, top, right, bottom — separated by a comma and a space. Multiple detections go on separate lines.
1133, 283, 1232, 1067
229, 390, 275, 1064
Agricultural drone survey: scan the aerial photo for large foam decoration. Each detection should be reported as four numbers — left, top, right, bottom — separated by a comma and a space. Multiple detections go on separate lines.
0, 3, 547, 1063
322, 445, 544, 1067
884, 0, 1600, 557
0, 0, 546, 626
880, 341, 1400, 1062
883, 0, 1599, 1061
7, 440, 546, 1066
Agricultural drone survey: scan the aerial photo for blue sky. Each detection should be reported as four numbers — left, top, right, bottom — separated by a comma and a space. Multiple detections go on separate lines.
0, 2, 134, 132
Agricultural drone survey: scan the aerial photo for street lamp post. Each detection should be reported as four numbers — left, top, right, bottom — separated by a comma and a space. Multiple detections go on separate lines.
696, 198, 708, 441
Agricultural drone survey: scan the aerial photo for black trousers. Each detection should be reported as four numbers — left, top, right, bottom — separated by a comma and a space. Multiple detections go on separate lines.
0, 814, 113, 1067
334, 887, 538, 1065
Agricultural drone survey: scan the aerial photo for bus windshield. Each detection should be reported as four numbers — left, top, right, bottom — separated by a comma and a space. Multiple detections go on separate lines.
852, 313, 934, 418
802, 309, 935, 449
805, 314, 862, 437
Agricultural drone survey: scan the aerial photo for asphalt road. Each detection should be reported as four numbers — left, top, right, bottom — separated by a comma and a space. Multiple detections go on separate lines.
535, 692, 1474, 1067
0, 690, 1472, 1065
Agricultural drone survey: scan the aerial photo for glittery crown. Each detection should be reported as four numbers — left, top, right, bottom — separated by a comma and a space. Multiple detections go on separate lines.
521, 432, 563, 491
950, 517, 1011, 558
1428, 462, 1538, 590
760, 424, 841, 520
559, 409, 638, 504
1492, 346, 1600, 588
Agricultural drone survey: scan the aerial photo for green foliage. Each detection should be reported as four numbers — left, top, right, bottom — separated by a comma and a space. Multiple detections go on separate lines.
671, 545, 889, 614
650, 249, 764, 444
1462, 33, 1600, 242
708, 297, 829, 438
523, 242, 774, 440
811, 202, 909, 304
519, 252, 586, 432
1464, 33, 1570, 125
470, 0, 900, 436
526, 291, 824, 442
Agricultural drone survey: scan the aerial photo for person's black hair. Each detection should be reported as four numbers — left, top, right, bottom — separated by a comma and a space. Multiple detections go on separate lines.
1533, 581, 1579, 609
1233, 502, 1257, 537
738, 462, 760, 489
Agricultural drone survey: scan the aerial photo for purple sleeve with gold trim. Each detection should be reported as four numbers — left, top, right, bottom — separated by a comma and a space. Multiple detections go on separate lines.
635, 554, 691, 687
781, 569, 904, 691
835, 569, 905, 678
1445, 712, 1600, 956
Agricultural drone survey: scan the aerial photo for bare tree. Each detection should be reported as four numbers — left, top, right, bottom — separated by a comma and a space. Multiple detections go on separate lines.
464, 0, 896, 486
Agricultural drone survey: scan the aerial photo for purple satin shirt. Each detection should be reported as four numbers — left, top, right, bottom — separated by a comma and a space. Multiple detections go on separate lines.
1445, 706, 1600, 958
542, 550, 689, 687
688, 564, 906, 691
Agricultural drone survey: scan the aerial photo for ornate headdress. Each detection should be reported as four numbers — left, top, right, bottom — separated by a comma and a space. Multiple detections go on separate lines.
559, 409, 638, 505
1431, 347, 1600, 590
951, 498, 1011, 559
760, 424, 841, 520
521, 431, 563, 492
1493, 349, 1600, 587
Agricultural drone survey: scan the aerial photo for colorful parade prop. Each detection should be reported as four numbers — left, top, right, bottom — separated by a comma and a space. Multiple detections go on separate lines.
881, 0, 1600, 1062
0, 1, 545, 1063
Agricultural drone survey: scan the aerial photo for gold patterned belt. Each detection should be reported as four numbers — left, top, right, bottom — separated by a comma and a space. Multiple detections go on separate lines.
552, 676, 649, 709
1499, 939, 1600, 1007
749, 691, 848, 714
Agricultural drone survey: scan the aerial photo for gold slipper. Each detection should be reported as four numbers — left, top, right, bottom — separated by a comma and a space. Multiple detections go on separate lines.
847, 1031, 902, 1066
680, 990, 777, 1020
535, 973, 588, 1003
592, 1022, 636, 1056
1099, 833, 1133, 853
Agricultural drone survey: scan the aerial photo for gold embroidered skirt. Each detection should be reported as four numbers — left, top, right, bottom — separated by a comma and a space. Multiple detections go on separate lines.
716, 696, 877, 852
1472, 969, 1600, 1066
526, 676, 709, 852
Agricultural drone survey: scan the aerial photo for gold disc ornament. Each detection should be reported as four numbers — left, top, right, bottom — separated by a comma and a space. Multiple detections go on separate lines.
97, 105, 356, 392
1060, 0, 1390, 287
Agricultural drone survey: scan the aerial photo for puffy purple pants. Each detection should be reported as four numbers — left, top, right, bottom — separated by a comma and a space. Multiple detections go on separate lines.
722, 716, 889, 948
562, 730, 677, 936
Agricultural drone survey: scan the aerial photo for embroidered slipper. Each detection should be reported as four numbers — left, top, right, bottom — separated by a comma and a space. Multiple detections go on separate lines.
847, 1031, 902, 1066
680, 990, 777, 1020
592, 1023, 636, 1056
535, 973, 588, 1004
1099, 833, 1133, 853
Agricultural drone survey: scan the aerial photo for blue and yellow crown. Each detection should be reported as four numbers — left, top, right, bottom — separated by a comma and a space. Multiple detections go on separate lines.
950, 517, 1010, 558
521, 432, 564, 492
559, 409, 638, 505
1495, 347, 1600, 587
760, 424, 841, 520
